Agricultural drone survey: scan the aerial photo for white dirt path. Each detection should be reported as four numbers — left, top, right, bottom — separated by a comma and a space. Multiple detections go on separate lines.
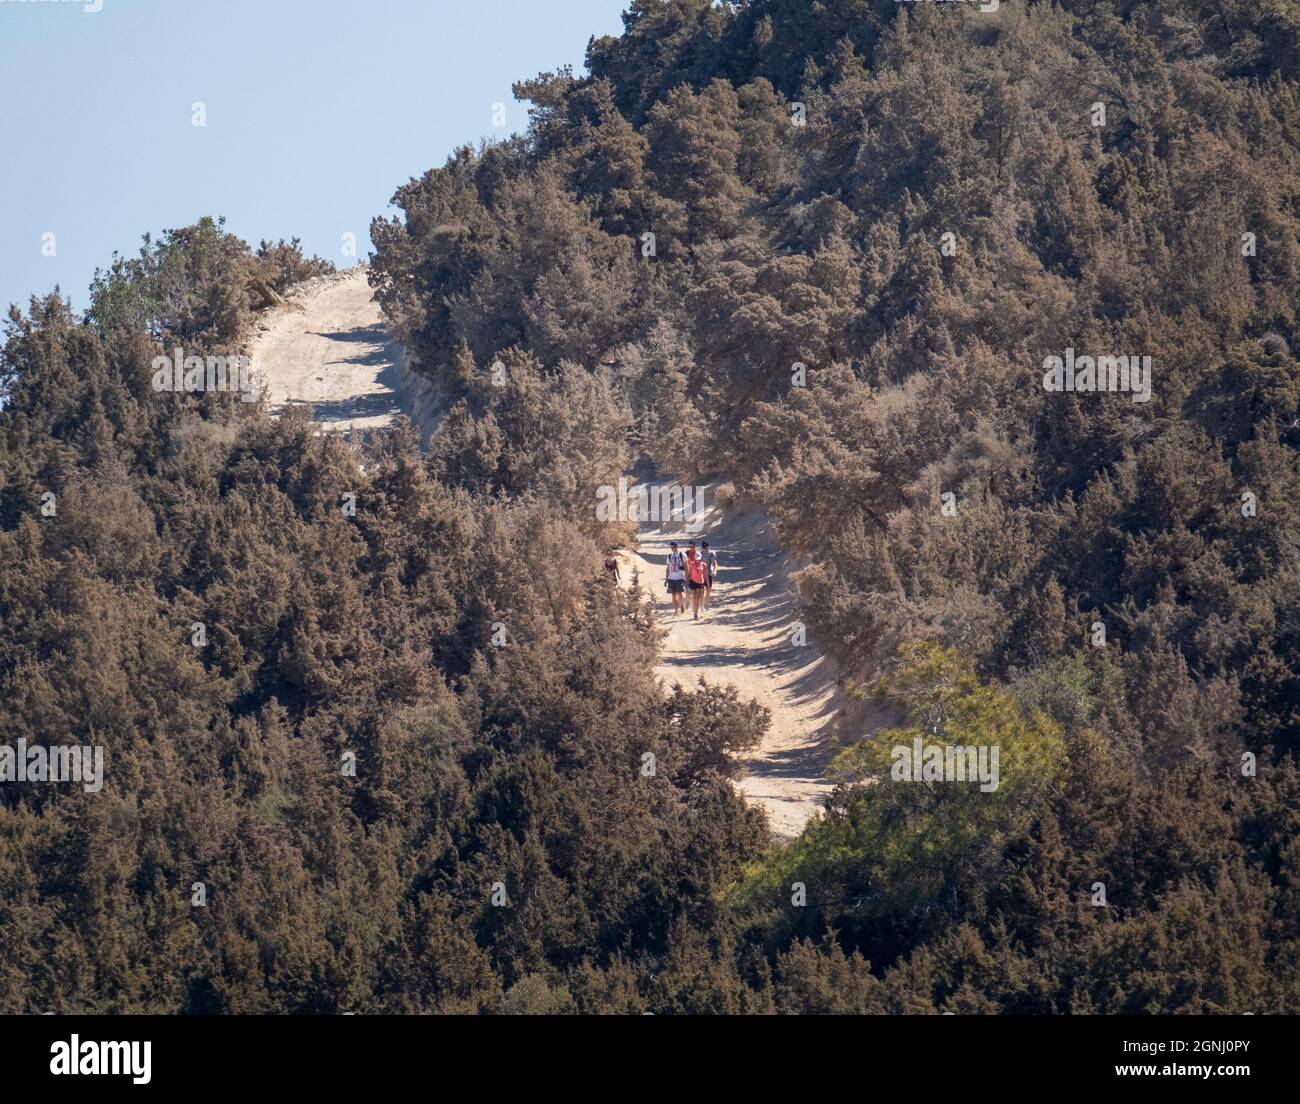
249, 265, 408, 432
620, 494, 840, 838
250, 271, 837, 838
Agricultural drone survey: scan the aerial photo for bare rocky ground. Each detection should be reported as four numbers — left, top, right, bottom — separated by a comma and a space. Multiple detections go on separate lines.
248, 265, 408, 433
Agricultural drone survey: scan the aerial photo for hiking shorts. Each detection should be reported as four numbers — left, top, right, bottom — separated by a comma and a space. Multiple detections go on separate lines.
688, 579, 706, 590
667, 579, 685, 594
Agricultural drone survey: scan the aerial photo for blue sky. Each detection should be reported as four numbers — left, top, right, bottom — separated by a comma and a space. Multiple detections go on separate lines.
0, 0, 629, 313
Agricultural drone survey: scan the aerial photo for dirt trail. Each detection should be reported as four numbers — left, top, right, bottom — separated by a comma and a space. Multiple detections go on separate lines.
250, 273, 836, 836
249, 265, 408, 432
619, 489, 840, 838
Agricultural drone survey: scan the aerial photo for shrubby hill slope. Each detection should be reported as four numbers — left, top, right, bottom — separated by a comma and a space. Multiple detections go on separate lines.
3, 1, 1300, 1011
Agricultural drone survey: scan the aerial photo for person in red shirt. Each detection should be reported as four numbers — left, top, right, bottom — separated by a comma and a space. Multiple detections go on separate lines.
685, 540, 708, 620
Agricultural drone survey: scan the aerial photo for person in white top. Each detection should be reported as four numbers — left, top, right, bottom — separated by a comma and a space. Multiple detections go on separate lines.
665, 541, 686, 614
701, 541, 718, 608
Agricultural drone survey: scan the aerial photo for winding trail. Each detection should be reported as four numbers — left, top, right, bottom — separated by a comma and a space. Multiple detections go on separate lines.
249, 265, 408, 432
252, 274, 838, 838
620, 490, 840, 838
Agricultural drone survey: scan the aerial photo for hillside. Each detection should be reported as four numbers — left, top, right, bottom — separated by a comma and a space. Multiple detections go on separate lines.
4, 0, 1300, 1015
249, 273, 832, 834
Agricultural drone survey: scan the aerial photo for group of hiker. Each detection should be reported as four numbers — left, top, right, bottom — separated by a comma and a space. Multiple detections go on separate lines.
664, 540, 717, 620
602, 539, 719, 621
